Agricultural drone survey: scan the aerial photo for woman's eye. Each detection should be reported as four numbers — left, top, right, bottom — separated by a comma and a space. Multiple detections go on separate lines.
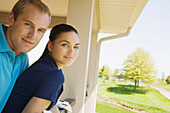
74, 46, 79, 49
62, 44, 68, 46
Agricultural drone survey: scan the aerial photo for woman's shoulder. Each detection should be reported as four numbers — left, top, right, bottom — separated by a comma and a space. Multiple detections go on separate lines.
21, 55, 64, 82
29, 55, 57, 71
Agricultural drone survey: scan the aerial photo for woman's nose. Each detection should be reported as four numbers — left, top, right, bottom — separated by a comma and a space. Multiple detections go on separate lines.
67, 47, 74, 54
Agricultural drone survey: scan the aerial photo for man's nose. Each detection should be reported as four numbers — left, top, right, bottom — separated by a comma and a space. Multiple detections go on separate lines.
27, 28, 37, 39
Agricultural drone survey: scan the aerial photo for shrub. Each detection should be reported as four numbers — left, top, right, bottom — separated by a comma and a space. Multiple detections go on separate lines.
166, 76, 170, 84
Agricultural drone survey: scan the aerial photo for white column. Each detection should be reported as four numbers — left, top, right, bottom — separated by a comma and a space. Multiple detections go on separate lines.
84, 31, 98, 113
61, 0, 94, 113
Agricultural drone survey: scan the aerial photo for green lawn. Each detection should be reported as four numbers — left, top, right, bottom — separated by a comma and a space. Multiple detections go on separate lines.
152, 83, 170, 92
96, 101, 135, 113
97, 79, 170, 113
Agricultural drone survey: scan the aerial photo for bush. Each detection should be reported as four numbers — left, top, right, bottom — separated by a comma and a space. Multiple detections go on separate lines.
166, 76, 170, 84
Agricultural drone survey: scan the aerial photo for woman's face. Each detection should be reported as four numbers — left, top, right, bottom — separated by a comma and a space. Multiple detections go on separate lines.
48, 31, 80, 69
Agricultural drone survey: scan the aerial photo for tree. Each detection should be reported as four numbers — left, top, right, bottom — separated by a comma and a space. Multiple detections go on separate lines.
121, 47, 157, 92
113, 69, 120, 78
166, 76, 170, 84
98, 65, 112, 82
161, 72, 166, 83
112, 69, 120, 82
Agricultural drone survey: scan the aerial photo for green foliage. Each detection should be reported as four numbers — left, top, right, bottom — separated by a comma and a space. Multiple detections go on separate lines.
161, 72, 166, 83
113, 69, 119, 78
98, 65, 112, 80
166, 76, 170, 84
143, 75, 158, 84
121, 47, 157, 91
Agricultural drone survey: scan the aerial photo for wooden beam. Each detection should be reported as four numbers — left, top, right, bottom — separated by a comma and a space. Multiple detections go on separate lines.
49, 16, 66, 28
0, 12, 8, 24
0, 12, 66, 28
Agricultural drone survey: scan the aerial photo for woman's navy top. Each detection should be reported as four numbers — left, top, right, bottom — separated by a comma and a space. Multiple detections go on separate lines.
2, 54, 65, 113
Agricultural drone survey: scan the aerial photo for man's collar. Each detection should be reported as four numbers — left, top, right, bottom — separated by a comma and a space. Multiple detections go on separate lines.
0, 24, 13, 52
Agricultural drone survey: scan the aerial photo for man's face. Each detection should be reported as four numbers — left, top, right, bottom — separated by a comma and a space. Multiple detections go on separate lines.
7, 4, 50, 55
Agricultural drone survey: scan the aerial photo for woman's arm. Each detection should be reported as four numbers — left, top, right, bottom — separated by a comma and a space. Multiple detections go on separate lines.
50, 105, 60, 113
22, 96, 51, 113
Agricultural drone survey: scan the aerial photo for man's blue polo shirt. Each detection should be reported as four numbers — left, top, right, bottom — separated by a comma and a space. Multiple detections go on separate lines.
2, 54, 64, 113
0, 24, 29, 112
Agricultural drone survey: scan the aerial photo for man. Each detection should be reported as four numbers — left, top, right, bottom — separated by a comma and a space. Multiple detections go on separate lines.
0, 0, 51, 111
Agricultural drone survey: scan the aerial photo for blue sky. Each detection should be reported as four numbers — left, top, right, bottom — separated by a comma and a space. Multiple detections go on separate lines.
99, 0, 170, 79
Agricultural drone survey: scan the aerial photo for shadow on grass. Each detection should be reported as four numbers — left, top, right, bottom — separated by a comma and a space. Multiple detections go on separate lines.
107, 84, 149, 94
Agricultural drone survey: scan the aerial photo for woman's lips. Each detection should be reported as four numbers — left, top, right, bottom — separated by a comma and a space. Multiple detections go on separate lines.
64, 56, 73, 60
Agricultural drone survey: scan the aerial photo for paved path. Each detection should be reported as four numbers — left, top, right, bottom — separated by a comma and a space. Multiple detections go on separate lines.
150, 86, 170, 100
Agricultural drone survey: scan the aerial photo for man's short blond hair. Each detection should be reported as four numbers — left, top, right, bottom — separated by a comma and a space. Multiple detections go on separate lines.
12, 0, 51, 22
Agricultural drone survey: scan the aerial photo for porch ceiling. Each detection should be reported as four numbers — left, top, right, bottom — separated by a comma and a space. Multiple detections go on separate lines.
0, 0, 148, 34
99, 0, 148, 34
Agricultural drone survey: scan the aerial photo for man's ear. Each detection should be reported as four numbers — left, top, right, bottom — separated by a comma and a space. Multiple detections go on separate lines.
48, 41, 52, 52
7, 12, 15, 26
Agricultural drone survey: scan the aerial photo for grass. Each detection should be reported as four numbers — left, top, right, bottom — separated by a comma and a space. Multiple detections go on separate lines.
97, 79, 170, 113
152, 83, 170, 91
96, 101, 135, 113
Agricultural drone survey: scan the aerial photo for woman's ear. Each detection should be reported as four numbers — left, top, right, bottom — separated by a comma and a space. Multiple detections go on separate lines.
48, 41, 52, 52
7, 12, 15, 26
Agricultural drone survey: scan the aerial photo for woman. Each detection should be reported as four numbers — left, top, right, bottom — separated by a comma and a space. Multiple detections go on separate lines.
2, 24, 80, 113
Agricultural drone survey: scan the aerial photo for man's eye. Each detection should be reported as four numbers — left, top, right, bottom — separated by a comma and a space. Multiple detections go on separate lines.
38, 29, 45, 33
25, 23, 31, 27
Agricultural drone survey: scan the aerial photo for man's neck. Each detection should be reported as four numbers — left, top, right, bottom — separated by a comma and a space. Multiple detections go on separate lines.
4, 28, 20, 56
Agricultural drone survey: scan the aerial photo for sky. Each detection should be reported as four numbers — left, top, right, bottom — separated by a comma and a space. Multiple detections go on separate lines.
28, 0, 170, 79
98, 0, 170, 79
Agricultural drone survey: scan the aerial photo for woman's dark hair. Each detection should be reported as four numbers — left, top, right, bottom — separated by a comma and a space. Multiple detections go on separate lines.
40, 24, 78, 58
